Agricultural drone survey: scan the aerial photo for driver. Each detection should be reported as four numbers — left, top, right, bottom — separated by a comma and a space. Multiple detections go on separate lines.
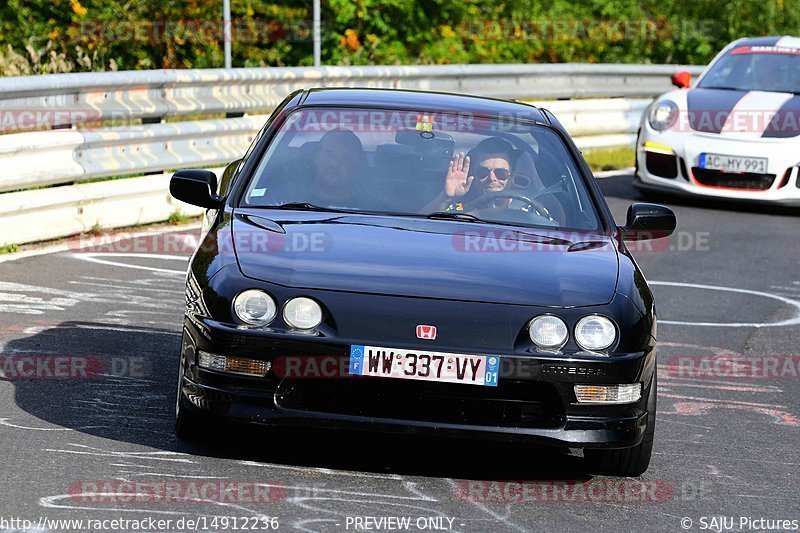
423, 137, 518, 213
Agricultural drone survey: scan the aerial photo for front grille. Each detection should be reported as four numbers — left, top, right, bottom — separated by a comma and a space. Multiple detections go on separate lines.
276, 377, 565, 428
691, 168, 776, 190
645, 151, 678, 179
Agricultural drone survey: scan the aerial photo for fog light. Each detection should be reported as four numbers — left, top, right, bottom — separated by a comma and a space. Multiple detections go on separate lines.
198, 351, 270, 377
283, 297, 323, 330
574, 384, 641, 404
575, 315, 617, 352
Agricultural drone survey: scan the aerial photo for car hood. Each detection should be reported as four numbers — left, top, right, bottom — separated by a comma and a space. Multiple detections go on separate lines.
657, 87, 800, 139
231, 209, 619, 307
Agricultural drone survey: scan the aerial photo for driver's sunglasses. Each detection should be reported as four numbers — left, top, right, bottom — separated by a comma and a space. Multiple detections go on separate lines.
476, 166, 512, 182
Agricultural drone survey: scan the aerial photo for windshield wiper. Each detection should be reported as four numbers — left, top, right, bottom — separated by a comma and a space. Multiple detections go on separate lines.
699, 85, 742, 91
425, 211, 487, 223
269, 202, 356, 213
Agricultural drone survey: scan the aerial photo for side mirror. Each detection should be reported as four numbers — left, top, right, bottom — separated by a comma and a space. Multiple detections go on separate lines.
620, 203, 676, 241
170, 169, 223, 209
218, 159, 242, 197
671, 70, 691, 89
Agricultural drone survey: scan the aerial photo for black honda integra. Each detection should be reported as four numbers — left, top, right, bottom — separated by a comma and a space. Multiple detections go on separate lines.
170, 88, 675, 476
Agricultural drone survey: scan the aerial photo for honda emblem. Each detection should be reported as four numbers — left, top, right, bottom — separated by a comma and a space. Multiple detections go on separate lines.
416, 325, 437, 340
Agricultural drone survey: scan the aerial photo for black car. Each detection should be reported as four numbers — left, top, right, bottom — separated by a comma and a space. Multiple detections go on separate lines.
170, 88, 675, 476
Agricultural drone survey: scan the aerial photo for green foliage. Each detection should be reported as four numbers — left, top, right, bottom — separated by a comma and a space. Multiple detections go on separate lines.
0, 0, 799, 74
583, 147, 635, 172
0, 243, 19, 254
167, 210, 191, 224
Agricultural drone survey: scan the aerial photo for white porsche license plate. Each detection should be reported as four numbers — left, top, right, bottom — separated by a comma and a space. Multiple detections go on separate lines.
348, 345, 499, 387
699, 153, 767, 174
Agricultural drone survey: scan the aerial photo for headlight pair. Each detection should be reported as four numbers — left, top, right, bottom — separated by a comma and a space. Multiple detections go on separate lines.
233, 290, 322, 330
528, 315, 617, 353
648, 100, 678, 131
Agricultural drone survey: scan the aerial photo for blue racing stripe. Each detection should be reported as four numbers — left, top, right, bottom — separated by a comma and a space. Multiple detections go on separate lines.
686, 88, 749, 134
763, 95, 800, 138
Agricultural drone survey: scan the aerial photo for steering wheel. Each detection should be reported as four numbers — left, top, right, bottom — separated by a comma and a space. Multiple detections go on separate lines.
461, 191, 554, 222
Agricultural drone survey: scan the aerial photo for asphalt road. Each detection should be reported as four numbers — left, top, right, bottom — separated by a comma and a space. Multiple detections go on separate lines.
1, 175, 799, 533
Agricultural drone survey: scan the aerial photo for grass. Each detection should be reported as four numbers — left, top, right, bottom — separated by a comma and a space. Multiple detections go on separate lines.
582, 147, 635, 172
0, 243, 19, 254
167, 210, 192, 224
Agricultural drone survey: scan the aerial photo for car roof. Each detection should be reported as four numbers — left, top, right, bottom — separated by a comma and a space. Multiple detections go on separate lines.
299, 87, 549, 123
731, 36, 800, 48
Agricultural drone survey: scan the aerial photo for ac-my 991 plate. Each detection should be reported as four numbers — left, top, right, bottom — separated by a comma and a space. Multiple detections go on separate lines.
348, 345, 499, 387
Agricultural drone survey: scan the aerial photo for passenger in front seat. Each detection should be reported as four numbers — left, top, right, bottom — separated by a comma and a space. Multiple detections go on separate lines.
264, 129, 368, 210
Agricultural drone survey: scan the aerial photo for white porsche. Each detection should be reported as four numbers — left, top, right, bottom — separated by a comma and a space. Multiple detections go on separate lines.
635, 36, 800, 206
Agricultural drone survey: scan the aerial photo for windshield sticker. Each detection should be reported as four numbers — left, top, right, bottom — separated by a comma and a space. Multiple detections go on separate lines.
415, 114, 435, 132
731, 45, 800, 55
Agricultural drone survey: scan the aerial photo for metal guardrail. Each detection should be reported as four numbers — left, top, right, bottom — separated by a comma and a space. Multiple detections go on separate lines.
0, 63, 704, 245
0, 64, 702, 129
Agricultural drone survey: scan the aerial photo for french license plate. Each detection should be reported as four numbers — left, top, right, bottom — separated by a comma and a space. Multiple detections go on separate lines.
699, 153, 767, 174
348, 345, 499, 387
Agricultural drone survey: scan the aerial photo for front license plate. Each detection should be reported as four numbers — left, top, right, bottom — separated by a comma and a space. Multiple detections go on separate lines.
349, 345, 499, 387
699, 153, 768, 174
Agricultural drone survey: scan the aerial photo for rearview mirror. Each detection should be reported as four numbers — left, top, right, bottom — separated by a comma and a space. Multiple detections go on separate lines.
671, 70, 691, 89
170, 169, 223, 209
620, 203, 676, 241
395, 129, 455, 155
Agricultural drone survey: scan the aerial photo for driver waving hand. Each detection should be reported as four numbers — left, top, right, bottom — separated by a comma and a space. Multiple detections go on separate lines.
425, 137, 529, 213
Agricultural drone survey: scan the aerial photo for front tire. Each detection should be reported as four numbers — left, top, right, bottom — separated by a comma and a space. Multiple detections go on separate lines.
175, 354, 213, 441
583, 372, 656, 477
175, 396, 208, 441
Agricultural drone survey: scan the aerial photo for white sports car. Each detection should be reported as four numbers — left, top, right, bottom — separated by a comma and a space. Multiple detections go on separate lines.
635, 36, 800, 206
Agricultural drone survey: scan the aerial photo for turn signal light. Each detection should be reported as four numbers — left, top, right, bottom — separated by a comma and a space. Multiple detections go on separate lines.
198, 351, 270, 377
574, 384, 641, 404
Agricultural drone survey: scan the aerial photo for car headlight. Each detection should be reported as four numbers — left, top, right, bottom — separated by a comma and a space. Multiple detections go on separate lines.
648, 100, 678, 131
283, 297, 323, 330
575, 315, 617, 352
528, 315, 569, 350
233, 290, 277, 326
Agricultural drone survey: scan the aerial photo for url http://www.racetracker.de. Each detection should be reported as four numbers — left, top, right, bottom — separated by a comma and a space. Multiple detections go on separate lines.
0, 515, 281, 531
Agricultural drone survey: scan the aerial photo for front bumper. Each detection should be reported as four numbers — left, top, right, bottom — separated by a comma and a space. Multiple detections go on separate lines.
178, 318, 656, 450
636, 123, 800, 206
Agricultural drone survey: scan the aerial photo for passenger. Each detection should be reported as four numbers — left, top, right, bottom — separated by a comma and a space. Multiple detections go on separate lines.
266, 129, 367, 210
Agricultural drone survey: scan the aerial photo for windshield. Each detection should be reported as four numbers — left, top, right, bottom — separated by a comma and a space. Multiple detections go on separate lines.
698, 45, 800, 93
242, 107, 602, 231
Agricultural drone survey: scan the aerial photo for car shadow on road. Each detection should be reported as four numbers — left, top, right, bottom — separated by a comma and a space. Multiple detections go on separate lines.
2, 321, 593, 482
